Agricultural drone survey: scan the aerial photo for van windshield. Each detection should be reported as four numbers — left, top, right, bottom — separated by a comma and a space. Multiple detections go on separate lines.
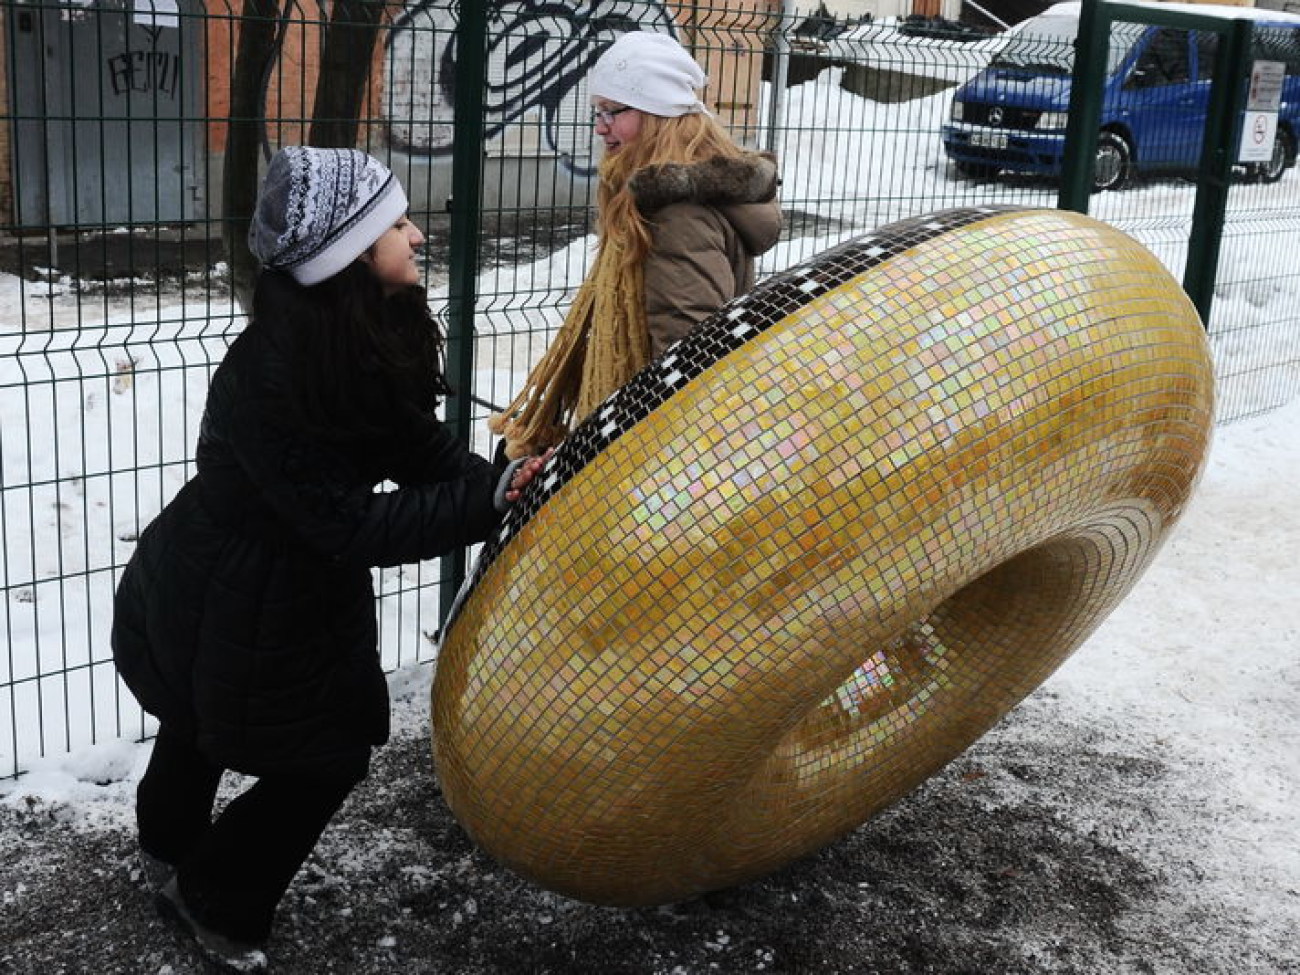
990, 15, 1144, 75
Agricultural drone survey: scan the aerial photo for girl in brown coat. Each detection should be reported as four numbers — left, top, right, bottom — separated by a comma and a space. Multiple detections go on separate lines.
491, 32, 783, 459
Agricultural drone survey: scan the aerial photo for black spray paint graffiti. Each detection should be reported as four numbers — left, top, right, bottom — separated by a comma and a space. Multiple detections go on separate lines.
385, 0, 676, 176
106, 48, 181, 99
99, 13, 182, 99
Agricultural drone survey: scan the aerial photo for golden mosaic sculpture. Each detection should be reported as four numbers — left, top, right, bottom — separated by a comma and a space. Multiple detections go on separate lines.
433, 207, 1215, 906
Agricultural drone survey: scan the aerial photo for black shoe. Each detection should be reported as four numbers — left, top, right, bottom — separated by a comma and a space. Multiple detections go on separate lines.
137, 849, 174, 893
155, 877, 269, 973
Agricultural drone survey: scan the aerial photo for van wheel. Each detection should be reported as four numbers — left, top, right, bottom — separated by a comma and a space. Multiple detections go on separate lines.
1093, 132, 1132, 192
1253, 128, 1295, 184
955, 160, 999, 179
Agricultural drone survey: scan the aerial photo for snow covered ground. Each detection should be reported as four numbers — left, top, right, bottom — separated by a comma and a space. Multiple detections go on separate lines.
2, 396, 1297, 973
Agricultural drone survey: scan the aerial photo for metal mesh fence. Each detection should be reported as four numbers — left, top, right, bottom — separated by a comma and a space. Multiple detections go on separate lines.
1205, 179, 1300, 421
1, 0, 1297, 777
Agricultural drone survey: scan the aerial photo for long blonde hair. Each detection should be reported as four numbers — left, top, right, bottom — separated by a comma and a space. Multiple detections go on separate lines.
488, 110, 745, 458
598, 110, 744, 265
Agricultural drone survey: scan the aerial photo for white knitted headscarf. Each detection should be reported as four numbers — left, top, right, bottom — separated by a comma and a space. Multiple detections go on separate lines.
587, 32, 711, 118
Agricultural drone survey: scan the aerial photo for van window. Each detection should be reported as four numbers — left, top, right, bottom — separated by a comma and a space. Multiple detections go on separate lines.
1185, 25, 1300, 83
1128, 28, 1191, 87
1252, 26, 1300, 74
990, 14, 1148, 75
1196, 32, 1217, 82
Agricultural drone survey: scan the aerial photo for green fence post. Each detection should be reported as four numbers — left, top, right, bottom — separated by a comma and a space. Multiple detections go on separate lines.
1183, 18, 1253, 326
1059, 0, 1108, 213
442, 0, 489, 621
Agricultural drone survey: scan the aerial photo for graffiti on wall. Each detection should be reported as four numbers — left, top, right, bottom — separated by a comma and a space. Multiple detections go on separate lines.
385, 0, 676, 174
106, 32, 181, 99
78, 2, 183, 101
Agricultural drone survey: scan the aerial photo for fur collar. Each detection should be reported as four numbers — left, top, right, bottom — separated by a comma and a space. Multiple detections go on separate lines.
628, 151, 779, 216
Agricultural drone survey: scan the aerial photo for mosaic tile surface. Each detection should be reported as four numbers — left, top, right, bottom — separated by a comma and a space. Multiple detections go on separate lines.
433, 207, 1215, 906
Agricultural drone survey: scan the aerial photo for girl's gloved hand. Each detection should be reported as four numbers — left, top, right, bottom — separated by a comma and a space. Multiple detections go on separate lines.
494, 448, 554, 510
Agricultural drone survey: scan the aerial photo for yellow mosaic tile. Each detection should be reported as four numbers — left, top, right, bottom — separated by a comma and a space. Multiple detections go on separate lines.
433, 207, 1214, 906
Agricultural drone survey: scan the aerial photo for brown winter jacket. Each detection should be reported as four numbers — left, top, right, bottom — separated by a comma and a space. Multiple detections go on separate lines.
629, 151, 783, 357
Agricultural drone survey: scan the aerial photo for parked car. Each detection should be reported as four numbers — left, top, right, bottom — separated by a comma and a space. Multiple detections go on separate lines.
941, 0, 1300, 190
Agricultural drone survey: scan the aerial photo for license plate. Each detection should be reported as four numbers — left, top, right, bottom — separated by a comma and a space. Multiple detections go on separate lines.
969, 130, 1008, 149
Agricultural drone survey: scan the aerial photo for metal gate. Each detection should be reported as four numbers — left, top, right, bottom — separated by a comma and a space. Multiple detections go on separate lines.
6, 0, 201, 228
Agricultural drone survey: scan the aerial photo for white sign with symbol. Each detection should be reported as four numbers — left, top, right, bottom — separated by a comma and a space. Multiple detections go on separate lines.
1239, 60, 1284, 164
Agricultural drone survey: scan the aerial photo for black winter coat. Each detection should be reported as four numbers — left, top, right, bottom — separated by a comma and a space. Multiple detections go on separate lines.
112, 283, 504, 779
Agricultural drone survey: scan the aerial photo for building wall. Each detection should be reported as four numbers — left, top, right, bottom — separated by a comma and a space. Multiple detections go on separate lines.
202, 7, 383, 153
3, 0, 955, 232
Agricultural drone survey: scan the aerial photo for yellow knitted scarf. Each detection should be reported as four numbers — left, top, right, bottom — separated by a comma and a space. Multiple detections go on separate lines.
488, 236, 648, 459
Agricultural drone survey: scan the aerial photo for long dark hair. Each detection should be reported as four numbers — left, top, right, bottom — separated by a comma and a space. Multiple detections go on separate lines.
253, 263, 452, 441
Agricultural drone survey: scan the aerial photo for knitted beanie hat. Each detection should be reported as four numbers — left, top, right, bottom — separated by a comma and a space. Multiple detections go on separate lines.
588, 32, 710, 118
248, 146, 409, 286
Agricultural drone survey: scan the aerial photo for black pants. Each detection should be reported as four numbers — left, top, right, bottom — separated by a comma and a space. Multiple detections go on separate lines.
136, 725, 362, 943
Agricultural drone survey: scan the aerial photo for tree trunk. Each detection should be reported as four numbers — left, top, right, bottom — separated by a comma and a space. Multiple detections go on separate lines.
308, 0, 387, 150
223, 0, 282, 314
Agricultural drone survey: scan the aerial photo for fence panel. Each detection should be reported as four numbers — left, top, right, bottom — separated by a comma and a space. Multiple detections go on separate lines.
1071, 4, 1300, 422
1, 0, 1297, 778
1208, 191, 1300, 421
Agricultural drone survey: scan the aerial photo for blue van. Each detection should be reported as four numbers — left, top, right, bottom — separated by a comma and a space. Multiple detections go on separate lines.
941, 1, 1300, 190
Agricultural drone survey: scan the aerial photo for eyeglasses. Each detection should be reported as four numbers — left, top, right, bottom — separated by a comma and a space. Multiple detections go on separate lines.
591, 105, 635, 126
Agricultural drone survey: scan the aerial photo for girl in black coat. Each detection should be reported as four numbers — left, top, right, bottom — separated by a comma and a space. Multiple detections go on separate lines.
112, 147, 545, 972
